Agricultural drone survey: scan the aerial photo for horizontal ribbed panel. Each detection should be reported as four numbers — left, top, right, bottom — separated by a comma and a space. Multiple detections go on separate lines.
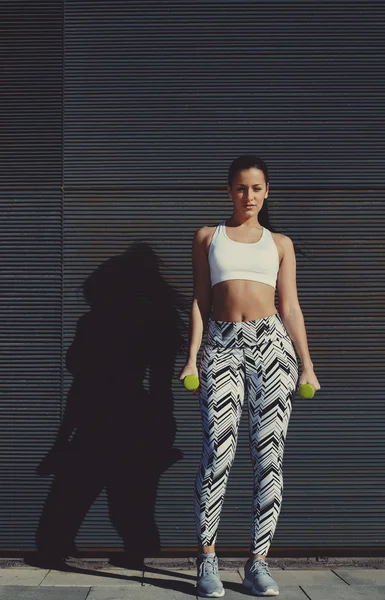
0, 0, 63, 553
0, 1, 63, 188
0, 191, 62, 550
64, 1, 385, 188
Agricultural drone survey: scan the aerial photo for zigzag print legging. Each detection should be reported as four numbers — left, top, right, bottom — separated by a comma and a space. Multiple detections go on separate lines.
194, 312, 299, 555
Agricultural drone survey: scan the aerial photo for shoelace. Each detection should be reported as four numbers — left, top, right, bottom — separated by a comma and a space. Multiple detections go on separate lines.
198, 555, 218, 578
249, 558, 272, 577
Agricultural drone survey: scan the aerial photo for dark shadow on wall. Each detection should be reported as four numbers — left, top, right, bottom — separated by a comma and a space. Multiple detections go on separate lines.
33, 243, 189, 568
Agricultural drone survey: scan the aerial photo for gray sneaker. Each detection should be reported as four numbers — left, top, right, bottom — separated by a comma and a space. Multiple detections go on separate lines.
243, 557, 279, 596
196, 553, 225, 598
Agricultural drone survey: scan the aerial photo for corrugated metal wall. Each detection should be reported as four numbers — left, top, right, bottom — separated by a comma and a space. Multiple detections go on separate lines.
1, 0, 384, 555
0, 1, 63, 551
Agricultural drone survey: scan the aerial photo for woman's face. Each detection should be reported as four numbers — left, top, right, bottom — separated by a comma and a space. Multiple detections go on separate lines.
227, 167, 269, 217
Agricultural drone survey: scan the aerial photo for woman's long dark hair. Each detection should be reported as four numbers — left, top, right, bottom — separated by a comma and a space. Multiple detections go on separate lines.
227, 155, 310, 258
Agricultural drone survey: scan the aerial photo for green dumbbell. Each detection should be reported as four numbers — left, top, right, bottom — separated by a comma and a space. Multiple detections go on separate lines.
298, 383, 315, 399
183, 375, 200, 393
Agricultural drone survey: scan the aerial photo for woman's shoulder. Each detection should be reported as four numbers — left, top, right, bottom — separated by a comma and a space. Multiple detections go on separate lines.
270, 230, 291, 243
193, 224, 219, 257
194, 223, 219, 241
270, 231, 294, 263
195, 224, 217, 233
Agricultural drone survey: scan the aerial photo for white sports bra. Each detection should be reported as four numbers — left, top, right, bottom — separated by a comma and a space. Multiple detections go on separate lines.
208, 221, 280, 289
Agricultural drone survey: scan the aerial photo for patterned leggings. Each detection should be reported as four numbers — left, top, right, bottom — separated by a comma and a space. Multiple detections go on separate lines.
194, 312, 299, 556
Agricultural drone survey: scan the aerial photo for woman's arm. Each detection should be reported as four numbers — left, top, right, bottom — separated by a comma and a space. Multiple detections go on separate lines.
187, 227, 212, 363
276, 236, 321, 390
280, 308, 313, 369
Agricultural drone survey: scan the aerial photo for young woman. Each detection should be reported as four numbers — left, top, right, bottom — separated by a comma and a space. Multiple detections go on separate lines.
179, 155, 320, 598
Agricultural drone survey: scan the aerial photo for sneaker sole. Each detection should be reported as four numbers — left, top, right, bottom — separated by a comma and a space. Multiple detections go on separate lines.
196, 589, 225, 598
243, 577, 279, 596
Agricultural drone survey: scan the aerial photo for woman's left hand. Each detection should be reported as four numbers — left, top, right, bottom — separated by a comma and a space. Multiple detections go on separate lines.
299, 368, 321, 392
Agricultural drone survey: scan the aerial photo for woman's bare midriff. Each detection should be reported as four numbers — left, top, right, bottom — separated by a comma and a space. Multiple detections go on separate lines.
210, 280, 278, 322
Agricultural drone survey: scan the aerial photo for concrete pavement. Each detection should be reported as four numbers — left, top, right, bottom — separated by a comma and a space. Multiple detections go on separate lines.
1, 561, 385, 599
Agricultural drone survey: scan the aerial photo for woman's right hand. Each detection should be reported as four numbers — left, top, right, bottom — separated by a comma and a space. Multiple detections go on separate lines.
178, 360, 199, 383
